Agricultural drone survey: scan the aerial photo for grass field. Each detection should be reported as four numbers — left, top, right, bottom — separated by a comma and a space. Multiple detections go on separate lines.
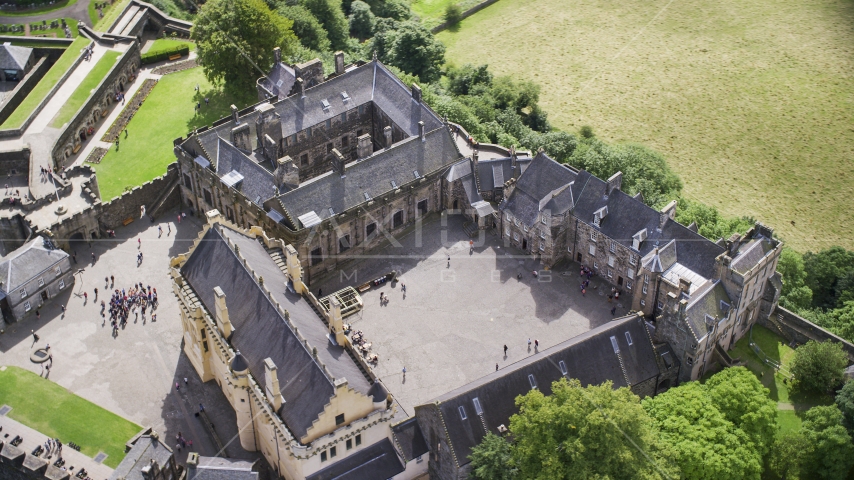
0, 18, 79, 38
50, 50, 122, 128
410, 0, 482, 28
438, 0, 854, 251
0, 0, 78, 17
94, 0, 129, 31
93, 67, 254, 199
0, 366, 140, 468
0, 37, 89, 130
144, 38, 195, 55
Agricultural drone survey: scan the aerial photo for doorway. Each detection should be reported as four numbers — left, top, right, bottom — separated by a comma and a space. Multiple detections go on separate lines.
41, 291, 48, 302
452, 199, 458, 210
522, 239, 527, 250
577, 253, 582, 262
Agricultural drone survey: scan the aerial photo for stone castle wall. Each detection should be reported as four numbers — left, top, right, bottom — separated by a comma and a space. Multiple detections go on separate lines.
762, 306, 854, 361
0, 57, 50, 127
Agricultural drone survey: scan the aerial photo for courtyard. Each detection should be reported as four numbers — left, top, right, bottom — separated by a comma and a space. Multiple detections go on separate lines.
0, 208, 261, 469
314, 213, 623, 415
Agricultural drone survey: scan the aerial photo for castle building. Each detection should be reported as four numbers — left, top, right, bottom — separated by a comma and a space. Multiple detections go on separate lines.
0, 236, 74, 325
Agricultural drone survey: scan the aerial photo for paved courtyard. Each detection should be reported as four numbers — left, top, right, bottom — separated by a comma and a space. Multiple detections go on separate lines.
314, 213, 625, 415
0, 208, 261, 469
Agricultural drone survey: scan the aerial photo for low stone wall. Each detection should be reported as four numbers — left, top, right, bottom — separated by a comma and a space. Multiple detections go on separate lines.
52, 41, 141, 171
151, 58, 197, 75
761, 306, 854, 362
430, 0, 501, 33
101, 78, 157, 142
0, 35, 74, 48
99, 162, 178, 226
0, 147, 31, 177
0, 40, 91, 139
0, 57, 50, 126
0, 214, 32, 257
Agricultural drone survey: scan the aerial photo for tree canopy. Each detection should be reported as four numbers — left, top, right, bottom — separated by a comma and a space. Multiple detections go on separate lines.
770, 405, 854, 480
302, 0, 350, 51
468, 432, 516, 480
789, 340, 848, 393
278, 4, 331, 52
704, 367, 778, 457
371, 20, 445, 83
192, 0, 297, 94
348, 0, 375, 40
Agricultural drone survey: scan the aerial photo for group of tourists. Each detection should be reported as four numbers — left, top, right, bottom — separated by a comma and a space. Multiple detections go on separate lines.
103, 280, 159, 336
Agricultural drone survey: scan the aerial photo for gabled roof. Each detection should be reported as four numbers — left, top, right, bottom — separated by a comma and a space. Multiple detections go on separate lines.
391, 417, 429, 463
180, 225, 372, 440
475, 157, 532, 190
259, 62, 296, 100
731, 235, 775, 274
0, 43, 33, 71
188, 457, 258, 480
684, 281, 732, 340
215, 138, 277, 205
0, 236, 67, 294
500, 152, 583, 226
108, 435, 173, 480
415, 314, 665, 468
278, 128, 460, 229
305, 439, 404, 480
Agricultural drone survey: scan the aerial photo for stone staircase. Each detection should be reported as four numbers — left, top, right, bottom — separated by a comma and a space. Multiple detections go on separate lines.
715, 343, 744, 368
767, 312, 791, 341
462, 221, 478, 238
148, 175, 179, 219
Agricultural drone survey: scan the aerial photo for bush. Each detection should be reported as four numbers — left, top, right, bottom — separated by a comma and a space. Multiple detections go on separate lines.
444, 4, 462, 26
140, 45, 190, 65
579, 124, 594, 138
790, 340, 849, 393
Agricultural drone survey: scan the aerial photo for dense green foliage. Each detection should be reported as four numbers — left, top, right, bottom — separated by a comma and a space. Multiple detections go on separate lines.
673, 196, 755, 242
302, 0, 350, 51
139, 45, 190, 64
642, 368, 777, 480
370, 20, 446, 82
789, 340, 848, 393
278, 4, 332, 52
443, 4, 462, 26
468, 432, 516, 480
192, 0, 297, 94
835, 379, 854, 434
769, 405, 854, 480
348, 0, 375, 39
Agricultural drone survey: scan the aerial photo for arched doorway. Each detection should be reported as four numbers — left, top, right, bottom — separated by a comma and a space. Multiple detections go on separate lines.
69, 231, 86, 254
657, 379, 671, 392
453, 199, 458, 211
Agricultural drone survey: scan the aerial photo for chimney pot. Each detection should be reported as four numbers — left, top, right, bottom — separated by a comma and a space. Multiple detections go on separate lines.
273, 47, 281, 64
383, 126, 392, 148
231, 104, 238, 124
418, 121, 425, 141
411, 83, 422, 103
334, 51, 345, 75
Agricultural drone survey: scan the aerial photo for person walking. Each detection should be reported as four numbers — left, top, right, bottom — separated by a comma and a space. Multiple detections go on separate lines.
503, 344, 508, 356
402, 366, 406, 379
137, 238, 141, 249
496, 363, 499, 371
91, 252, 95, 262
534, 339, 539, 349
31, 330, 39, 344
611, 306, 617, 316
167, 224, 171, 235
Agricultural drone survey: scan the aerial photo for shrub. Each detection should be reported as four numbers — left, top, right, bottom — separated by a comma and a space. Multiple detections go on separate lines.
579, 125, 594, 138
444, 4, 462, 26
139, 45, 190, 65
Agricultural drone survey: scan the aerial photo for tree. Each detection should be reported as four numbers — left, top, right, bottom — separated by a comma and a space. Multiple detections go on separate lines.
509, 378, 678, 480
704, 367, 778, 457
383, 21, 445, 83
278, 5, 331, 52
643, 381, 763, 480
835, 379, 854, 434
769, 432, 809, 479
443, 3, 462, 26
803, 246, 854, 309
779, 247, 807, 297
790, 340, 848, 393
772, 406, 854, 480
348, 0, 375, 40
447, 64, 492, 96
192, 0, 297, 94
302, 0, 350, 51
468, 432, 516, 480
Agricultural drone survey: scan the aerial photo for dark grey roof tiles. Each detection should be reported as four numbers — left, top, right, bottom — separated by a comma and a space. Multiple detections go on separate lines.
260, 62, 296, 100
417, 315, 662, 467
216, 139, 277, 205
279, 128, 460, 228
684, 281, 732, 340
180, 226, 371, 440
0, 237, 67, 293
305, 439, 404, 480
108, 436, 173, 480
476, 157, 531, 191
0, 43, 33, 71
391, 417, 429, 462
188, 457, 258, 480
501, 153, 582, 226
731, 236, 774, 274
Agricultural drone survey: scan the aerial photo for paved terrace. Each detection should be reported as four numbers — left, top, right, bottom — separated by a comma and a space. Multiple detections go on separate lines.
314, 214, 626, 415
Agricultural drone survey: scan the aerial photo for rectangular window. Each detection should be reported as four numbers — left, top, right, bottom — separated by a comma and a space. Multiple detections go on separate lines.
590, 231, 597, 241
203, 340, 209, 352
55, 266, 62, 276
201, 329, 207, 339
589, 244, 596, 256
644, 274, 650, 284
608, 269, 613, 278
58, 279, 65, 290
341, 135, 349, 148
514, 219, 519, 226
627, 268, 634, 279
346, 439, 353, 450
300, 154, 308, 166
24, 301, 31, 312
505, 227, 510, 237
610, 242, 616, 253
183, 173, 192, 188
539, 230, 546, 239
640, 299, 646, 306
203, 189, 213, 205
459, 406, 467, 420
291, 133, 297, 144
626, 280, 633, 290
417, 199, 428, 216
608, 255, 615, 267
610, 335, 620, 353
630, 256, 637, 265
393, 210, 404, 228
559, 360, 567, 375
335, 414, 345, 425
528, 374, 537, 389
366, 222, 377, 238
307, 127, 312, 137
20, 288, 26, 298
38, 278, 44, 287
593, 261, 599, 269
311, 247, 323, 266
625, 332, 633, 345
539, 243, 545, 251
330, 446, 337, 458
355, 434, 362, 446
339, 235, 351, 253
514, 233, 520, 241
642, 285, 648, 294
327, 142, 333, 153
658, 301, 664, 309
473, 398, 483, 415
340, 112, 347, 123
523, 225, 529, 232
358, 104, 364, 115
321, 451, 328, 462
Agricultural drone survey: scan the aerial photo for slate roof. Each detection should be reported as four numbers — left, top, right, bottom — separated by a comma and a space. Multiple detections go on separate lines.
415, 314, 665, 467
187, 457, 258, 480
108, 435, 173, 480
391, 417, 429, 462
259, 62, 297, 100
184, 60, 443, 165
278, 128, 460, 230
0, 43, 32, 71
684, 281, 732, 340
476, 157, 532, 190
0, 236, 67, 294
305, 438, 404, 480
731, 235, 775, 274
180, 225, 372, 440
215, 138, 277, 205
500, 152, 583, 226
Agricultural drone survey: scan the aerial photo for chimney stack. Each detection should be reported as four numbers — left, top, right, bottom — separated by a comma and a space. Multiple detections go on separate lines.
607, 171, 622, 195
296, 77, 304, 98
411, 83, 422, 103
273, 47, 281, 64
383, 126, 392, 148
264, 358, 284, 410
214, 286, 233, 339
231, 104, 239, 124
334, 51, 345, 75
274, 156, 299, 190
331, 148, 346, 176
357, 133, 372, 159
418, 121, 425, 141
329, 296, 347, 345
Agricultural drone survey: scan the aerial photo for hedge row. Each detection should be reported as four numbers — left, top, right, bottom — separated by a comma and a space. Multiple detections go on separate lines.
140, 45, 190, 65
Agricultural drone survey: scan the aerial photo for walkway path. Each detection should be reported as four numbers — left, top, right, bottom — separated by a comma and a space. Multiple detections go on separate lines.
0, 0, 92, 26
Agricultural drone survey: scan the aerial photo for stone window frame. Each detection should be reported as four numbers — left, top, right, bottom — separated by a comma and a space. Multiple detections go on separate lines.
346, 438, 353, 450
341, 134, 349, 148
327, 142, 333, 154
38, 278, 44, 287
59, 279, 65, 290
590, 231, 597, 241
392, 209, 405, 229
589, 244, 596, 256
593, 261, 599, 270
335, 413, 345, 425
355, 434, 362, 446
644, 274, 650, 284
627, 268, 634, 279
539, 229, 546, 239
523, 224, 529, 233
330, 446, 337, 458
55, 266, 61, 276
609, 242, 616, 253
321, 451, 328, 462
640, 299, 645, 306
24, 301, 31, 311
513, 232, 520, 241
608, 269, 613, 278
643, 284, 648, 294
19, 288, 26, 298
626, 280, 633, 290
608, 254, 615, 267
416, 198, 429, 217
505, 227, 511, 237
365, 222, 377, 238
514, 219, 519, 226
629, 255, 637, 266
338, 235, 351, 253
541, 215, 547, 225
300, 153, 309, 166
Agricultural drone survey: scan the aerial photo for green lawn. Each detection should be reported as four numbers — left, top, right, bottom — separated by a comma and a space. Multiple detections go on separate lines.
777, 410, 802, 436
438, 0, 854, 251
0, 366, 140, 468
0, 0, 78, 17
93, 67, 254, 199
145, 38, 195, 56
0, 18, 79, 38
0, 37, 89, 130
51, 50, 122, 128
94, 0, 129, 31
410, 0, 483, 28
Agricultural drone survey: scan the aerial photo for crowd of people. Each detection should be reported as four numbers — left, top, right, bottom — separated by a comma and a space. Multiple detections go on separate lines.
103, 281, 159, 336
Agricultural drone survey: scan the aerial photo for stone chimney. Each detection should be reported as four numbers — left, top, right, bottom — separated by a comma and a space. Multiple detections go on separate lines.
186, 452, 199, 468
357, 133, 372, 159
214, 286, 233, 339
274, 156, 299, 190
284, 244, 305, 294
660, 200, 677, 220
334, 51, 345, 75
679, 277, 692, 294
331, 148, 346, 176
472, 149, 479, 169
383, 126, 392, 148
296, 77, 304, 97
231, 104, 239, 124
264, 358, 284, 410
411, 83, 422, 103
510, 145, 520, 180
607, 171, 622, 195
329, 296, 347, 345
678, 298, 688, 319
418, 121, 425, 142
273, 46, 281, 64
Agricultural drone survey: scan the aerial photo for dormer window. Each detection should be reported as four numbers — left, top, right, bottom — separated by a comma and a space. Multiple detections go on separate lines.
558, 360, 568, 375
341, 91, 350, 102
590, 231, 598, 241
321, 99, 331, 110
541, 216, 547, 224
528, 374, 537, 389
413, 170, 420, 179
473, 397, 483, 415
391, 180, 398, 189
459, 406, 467, 420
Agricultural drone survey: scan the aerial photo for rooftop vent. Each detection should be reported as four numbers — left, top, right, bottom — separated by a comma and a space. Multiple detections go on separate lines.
558, 360, 567, 375
473, 397, 483, 415
363, 192, 372, 201
625, 331, 633, 346
391, 180, 398, 189
413, 170, 420, 179
341, 91, 350, 102
321, 99, 331, 110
